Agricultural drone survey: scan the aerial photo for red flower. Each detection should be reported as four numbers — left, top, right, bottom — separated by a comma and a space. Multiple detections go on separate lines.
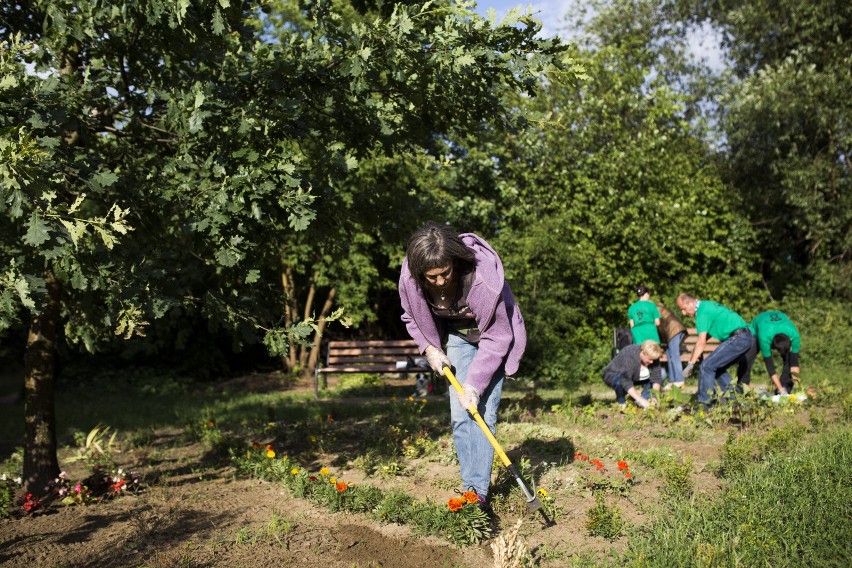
309, 476, 318, 481
617, 461, 629, 471
590, 459, 605, 471
625, 471, 633, 480
22, 495, 39, 512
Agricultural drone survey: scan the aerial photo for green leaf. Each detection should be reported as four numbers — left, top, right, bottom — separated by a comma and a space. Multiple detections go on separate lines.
212, 8, 225, 35
0, 75, 18, 90
15, 277, 36, 309
215, 248, 240, 267
59, 219, 86, 246
24, 212, 50, 246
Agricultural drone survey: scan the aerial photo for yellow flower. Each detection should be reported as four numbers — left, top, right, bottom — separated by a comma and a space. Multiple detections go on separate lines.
291, 468, 299, 475
391, 396, 397, 401
537, 488, 547, 497
266, 449, 276, 458
329, 477, 336, 484
310, 435, 317, 443
320, 467, 330, 476
407, 396, 414, 402
421, 398, 427, 403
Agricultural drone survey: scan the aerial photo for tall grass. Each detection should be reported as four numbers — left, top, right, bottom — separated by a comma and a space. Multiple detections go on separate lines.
626, 427, 852, 567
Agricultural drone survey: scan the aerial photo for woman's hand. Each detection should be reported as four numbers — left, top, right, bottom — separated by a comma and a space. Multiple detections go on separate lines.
457, 383, 481, 410
424, 345, 451, 375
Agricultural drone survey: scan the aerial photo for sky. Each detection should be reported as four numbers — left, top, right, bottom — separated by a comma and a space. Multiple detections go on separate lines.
472, 0, 727, 71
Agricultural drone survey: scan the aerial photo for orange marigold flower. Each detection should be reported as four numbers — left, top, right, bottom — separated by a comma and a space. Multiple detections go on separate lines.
617, 461, 629, 471
462, 490, 479, 504
207, 420, 215, 428
335, 481, 348, 492
625, 471, 633, 480
448, 498, 464, 512
266, 444, 274, 452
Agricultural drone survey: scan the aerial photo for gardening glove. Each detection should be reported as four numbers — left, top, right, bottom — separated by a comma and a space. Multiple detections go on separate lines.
683, 363, 694, 378
457, 383, 481, 411
424, 345, 451, 375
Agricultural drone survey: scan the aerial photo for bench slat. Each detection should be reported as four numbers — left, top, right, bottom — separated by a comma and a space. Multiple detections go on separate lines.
317, 365, 417, 374
327, 340, 418, 348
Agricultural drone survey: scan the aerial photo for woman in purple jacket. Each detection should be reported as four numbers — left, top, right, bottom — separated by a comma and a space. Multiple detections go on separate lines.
399, 222, 526, 507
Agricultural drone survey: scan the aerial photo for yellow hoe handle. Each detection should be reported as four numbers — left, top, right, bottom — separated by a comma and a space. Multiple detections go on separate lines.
442, 366, 512, 468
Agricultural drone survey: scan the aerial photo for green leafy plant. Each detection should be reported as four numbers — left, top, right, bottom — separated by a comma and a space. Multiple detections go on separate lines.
0, 475, 18, 518
661, 457, 694, 500
585, 493, 625, 540
68, 425, 119, 469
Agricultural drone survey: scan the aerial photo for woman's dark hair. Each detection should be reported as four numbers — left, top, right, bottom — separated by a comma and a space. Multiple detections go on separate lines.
771, 333, 792, 358
636, 285, 651, 297
406, 221, 475, 285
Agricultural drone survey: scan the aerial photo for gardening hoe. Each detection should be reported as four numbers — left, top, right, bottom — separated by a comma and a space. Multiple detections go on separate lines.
443, 367, 554, 525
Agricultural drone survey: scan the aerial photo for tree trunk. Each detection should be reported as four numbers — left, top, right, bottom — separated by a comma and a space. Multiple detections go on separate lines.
301, 287, 337, 381
23, 270, 61, 496
280, 264, 299, 371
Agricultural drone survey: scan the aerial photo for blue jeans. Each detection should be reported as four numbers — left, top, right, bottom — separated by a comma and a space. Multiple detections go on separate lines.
697, 329, 754, 404
607, 374, 652, 404
666, 331, 685, 384
446, 333, 504, 500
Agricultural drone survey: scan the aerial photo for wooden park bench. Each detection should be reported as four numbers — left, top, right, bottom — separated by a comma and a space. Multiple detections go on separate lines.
314, 339, 430, 398
613, 327, 720, 363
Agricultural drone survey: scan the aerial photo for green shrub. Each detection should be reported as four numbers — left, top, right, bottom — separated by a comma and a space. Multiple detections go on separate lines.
585, 493, 624, 540
660, 456, 693, 500
372, 490, 415, 524
0, 477, 16, 518
718, 431, 758, 478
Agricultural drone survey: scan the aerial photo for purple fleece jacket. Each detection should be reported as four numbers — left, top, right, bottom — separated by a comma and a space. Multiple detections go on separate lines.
398, 233, 527, 393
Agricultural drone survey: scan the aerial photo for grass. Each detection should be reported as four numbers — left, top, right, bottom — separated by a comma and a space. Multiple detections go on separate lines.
626, 427, 852, 567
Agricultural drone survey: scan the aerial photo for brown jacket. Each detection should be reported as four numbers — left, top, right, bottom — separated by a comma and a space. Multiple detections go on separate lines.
656, 303, 686, 342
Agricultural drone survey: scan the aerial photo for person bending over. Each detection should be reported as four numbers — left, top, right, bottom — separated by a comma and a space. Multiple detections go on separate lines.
398, 221, 526, 509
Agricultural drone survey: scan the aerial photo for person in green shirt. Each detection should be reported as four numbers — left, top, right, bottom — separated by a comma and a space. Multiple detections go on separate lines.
677, 294, 754, 408
748, 310, 801, 394
628, 286, 661, 344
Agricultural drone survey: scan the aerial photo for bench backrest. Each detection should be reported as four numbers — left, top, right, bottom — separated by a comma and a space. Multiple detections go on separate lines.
324, 339, 422, 367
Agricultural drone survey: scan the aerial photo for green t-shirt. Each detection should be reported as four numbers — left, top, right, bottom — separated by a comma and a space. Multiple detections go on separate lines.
748, 310, 800, 358
695, 300, 747, 341
628, 300, 661, 344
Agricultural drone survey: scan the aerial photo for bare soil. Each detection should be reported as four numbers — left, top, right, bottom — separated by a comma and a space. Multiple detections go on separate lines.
0, 374, 733, 568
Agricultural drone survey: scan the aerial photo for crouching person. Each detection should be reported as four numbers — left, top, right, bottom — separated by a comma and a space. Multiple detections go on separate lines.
602, 340, 664, 408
